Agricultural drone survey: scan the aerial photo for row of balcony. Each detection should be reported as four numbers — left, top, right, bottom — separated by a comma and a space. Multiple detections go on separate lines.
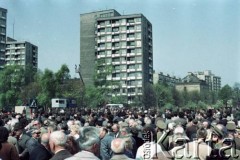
110, 76, 143, 81
97, 45, 141, 51
97, 37, 141, 43
97, 22, 141, 28
97, 52, 142, 58
5, 57, 25, 61
5, 52, 25, 55
97, 29, 141, 35
6, 46, 25, 49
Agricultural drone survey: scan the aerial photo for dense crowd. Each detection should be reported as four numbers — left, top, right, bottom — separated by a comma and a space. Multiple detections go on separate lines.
0, 106, 240, 160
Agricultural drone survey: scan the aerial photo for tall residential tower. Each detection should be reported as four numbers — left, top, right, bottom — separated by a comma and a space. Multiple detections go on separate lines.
5, 38, 38, 70
80, 9, 153, 103
0, 8, 7, 69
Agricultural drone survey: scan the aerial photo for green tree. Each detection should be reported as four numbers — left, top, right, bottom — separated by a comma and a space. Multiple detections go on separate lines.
0, 65, 25, 109
142, 83, 156, 109
37, 69, 56, 108
154, 83, 173, 109
218, 84, 233, 107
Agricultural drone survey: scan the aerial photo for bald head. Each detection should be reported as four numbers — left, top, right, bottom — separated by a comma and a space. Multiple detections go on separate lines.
111, 138, 125, 154
41, 133, 49, 146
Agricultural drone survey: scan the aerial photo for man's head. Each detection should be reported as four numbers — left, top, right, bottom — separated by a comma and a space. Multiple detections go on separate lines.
32, 120, 41, 129
41, 133, 50, 149
49, 131, 67, 153
196, 127, 207, 139
112, 124, 119, 133
111, 138, 126, 154
99, 127, 108, 139
32, 129, 41, 139
79, 126, 100, 156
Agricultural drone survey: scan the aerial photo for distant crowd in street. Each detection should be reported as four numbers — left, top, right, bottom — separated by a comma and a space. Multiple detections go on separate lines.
0, 105, 240, 160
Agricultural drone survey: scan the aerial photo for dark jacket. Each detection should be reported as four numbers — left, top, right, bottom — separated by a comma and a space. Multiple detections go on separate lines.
50, 149, 72, 160
29, 144, 52, 160
100, 134, 114, 160
18, 134, 31, 160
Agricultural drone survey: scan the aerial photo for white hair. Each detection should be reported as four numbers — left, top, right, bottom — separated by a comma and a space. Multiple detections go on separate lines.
74, 120, 82, 127
111, 138, 125, 154
79, 126, 100, 150
50, 131, 67, 147
144, 117, 152, 125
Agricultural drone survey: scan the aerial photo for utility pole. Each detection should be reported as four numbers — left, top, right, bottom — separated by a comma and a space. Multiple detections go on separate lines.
75, 64, 85, 109
75, 64, 84, 86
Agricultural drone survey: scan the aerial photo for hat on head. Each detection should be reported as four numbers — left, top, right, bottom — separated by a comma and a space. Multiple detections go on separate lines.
43, 120, 50, 126
156, 120, 166, 130
32, 129, 41, 134
226, 121, 236, 131
120, 122, 128, 128
211, 124, 224, 138
174, 126, 184, 134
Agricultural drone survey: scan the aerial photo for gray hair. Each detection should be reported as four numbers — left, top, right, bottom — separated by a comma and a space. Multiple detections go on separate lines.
79, 126, 100, 150
111, 138, 125, 153
50, 131, 67, 147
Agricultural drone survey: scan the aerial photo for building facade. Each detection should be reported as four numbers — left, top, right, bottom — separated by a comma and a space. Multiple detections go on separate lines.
0, 8, 7, 69
80, 9, 153, 103
5, 38, 38, 70
194, 70, 221, 92
175, 72, 209, 93
153, 71, 181, 87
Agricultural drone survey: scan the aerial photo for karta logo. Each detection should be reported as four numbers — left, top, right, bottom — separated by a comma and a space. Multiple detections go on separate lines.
154, 130, 240, 160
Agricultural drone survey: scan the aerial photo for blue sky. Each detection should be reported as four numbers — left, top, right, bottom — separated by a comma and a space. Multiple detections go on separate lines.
0, 0, 239, 86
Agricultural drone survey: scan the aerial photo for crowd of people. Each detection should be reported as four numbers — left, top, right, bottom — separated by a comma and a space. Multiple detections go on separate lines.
0, 106, 240, 160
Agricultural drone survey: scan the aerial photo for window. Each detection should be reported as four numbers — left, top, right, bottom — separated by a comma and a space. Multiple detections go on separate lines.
127, 26, 134, 30
112, 27, 119, 32
106, 43, 112, 49
120, 26, 126, 31
99, 21, 105, 26
135, 48, 141, 54
106, 27, 111, 32
135, 18, 141, 22
112, 50, 119, 54
135, 25, 141, 30
120, 49, 127, 55
120, 34, 126, 40
113, 42, 119, 48
105, 21, 110, 25
135, 33, 141, 39
127, 41, 135, 46
128, 88, 135, 93
136, 41, 141, 47
114, 65, 120, 70
127, 64, 135, 69
127, 18, 134, 23
98, 51, 105, 55
98, 36, 105, 40
106, 50, 111, 56
120, 42, 126, 47
120, 19, 126, 25
112, 58, 120, 62
98, 43, 105, 48
127, 57, 135, 61
127, 49, 135, 53
112, 34, 119, 39
98, 28, 105, 33
106, 35, 111, 41
127, 33, 135, 38
112, 20, 119, 24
